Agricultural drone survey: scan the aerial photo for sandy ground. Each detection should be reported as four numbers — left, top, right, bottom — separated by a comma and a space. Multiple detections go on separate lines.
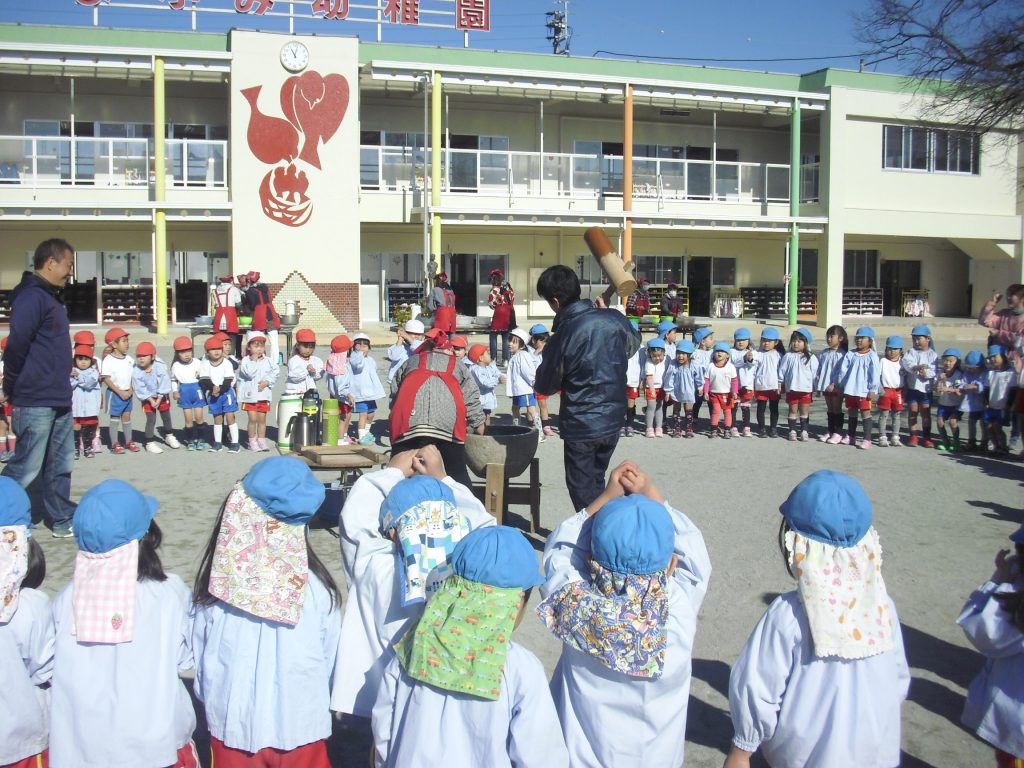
20, 325, 1021, 768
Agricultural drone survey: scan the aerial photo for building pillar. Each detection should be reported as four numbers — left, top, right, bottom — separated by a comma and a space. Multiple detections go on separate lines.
817, 89, 845, 328
153, 56, 168, 334
623, 84, 633, 264
430, 71, 442, 265
788, 97, 800, 325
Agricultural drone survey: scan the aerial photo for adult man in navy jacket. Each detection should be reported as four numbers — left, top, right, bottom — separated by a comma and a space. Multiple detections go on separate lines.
2, 239, 76, 536
534, 265, 641, 513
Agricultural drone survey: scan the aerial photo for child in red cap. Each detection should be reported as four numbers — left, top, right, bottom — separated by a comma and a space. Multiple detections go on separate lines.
133, 342, 180, 454
467, 344, 503, 427
200, 336, 240, 452
0, 336, 13, 461
99, 328, 139, 453
170, 337, 207, 451
326, 335, 355, 445
285, 329, 325, 396
238, 335, 279, 452
71, 343, 101, 459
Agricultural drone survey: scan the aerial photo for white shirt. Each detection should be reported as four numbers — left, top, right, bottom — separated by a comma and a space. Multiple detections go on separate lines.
706, 361, 738, 394
199, 357, 235, 388
371, 642, 570, 768
170, 359, 201, 389
0, 588, 54, 764
542, 506, 711, 768
192, 575, 340, 753
879, 357, 904, 389
50, 574, 196, 768
285, 354, 325, 395
100, 353, 134, 390
729, 592, 909, 768
644, 359, 666, 389
331, 467, 495, 718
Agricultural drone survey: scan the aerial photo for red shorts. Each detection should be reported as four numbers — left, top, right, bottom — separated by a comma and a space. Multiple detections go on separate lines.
173, 743, 200, 768
210, 737, 330, 768
73, 416, 99, 426
141, 399, 171, 414
736, 388, 754, 403
876, 387, 904, 411
644, 387, 665, 402
755, 389, 780, 402
336, 400, 352, 416
844, 395, 873, 411
241, 401, 271, 413
1014, 389, 1024, 416
535, 390, 560, 402
4, 749, 48, 768
1, 402, 11, 419
785, 391, 813, 405
626, 386, 640, 400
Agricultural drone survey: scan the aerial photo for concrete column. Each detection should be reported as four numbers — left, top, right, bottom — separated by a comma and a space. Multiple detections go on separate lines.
430, 71, 442, 262
817, 89, 845, 328
153, 56, 167, 334
788, 97, 801, 325
623, 84, 633, 263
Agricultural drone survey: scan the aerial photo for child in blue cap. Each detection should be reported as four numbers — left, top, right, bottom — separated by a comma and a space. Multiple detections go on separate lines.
332, 445, 493, 719
538, 460, 710, 768
745, 327, 784, 437
730, 327, 756, 436
0, 476, 53, 768
529, 324, 557, 437
726, 470, 909, 768
817, 325, 849, 443
876, 336, 906, 446
372, 526, 569, 768
958, 524, 1024, 767
934, 348, 966, 452
705, 341, 739, 438
50, 479, 198, 768
506, 328, 542, 437
656, 318, 679, 359
985, 345, 1015, 453
643, 338, 667, 437
691, 326, 715, 427
623, 319, 642, 437
833, 326, 880, 448
902, 324, 938, 447
960, 350, 988, 451
192, 456, 342, 767
778, 328, 819, 441
663, 339, 701, 438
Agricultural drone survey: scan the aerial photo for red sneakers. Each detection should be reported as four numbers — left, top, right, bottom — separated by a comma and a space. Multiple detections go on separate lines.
111, 443, 125, 455
907, 435, 919, 447
125, 441, 141, 453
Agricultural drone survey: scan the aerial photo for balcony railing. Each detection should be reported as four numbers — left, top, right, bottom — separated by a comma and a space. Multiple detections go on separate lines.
0, 136, 228, 188
359, 146, 821, 204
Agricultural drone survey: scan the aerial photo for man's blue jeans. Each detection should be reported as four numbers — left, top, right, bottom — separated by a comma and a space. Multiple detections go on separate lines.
2, 406, 76, 529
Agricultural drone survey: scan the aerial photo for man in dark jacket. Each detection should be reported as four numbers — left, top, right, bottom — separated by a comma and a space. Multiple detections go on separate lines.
535, 265, 641, 512
2, 239, 77, 536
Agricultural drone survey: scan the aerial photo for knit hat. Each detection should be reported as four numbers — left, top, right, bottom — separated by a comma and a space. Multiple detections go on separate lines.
468, 344, 488, 363
734, 328, 751, 341
676, 340, 695, 355
242, 456, 325, 526
885, 336, 904, 349
592, 496, 674, 575
942, 348, 962, 359
404, 319, 425, 334
760, 327, 781, 341
647, 338, 665, 350
104, 328, 128, 344
73, 480, 157, 554
779, 470, 872, 548
911, 325, 931, 337
712, 342, 731, 353
854, 326, 876, 339
693, 327, 713, 344
450, 526, 543, 590
295, 328, 316, 344
0, 477, 31, 527
965, 350, 984, 367
135, 342, 156, 357
172, 336, 193, 352
330, 335, 352, 353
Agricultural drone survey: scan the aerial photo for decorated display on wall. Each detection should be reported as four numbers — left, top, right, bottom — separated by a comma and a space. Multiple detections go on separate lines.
242, 71, 350, 227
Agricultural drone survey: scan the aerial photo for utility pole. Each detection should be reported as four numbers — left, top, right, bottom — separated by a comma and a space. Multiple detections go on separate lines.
545, 0, 571, 56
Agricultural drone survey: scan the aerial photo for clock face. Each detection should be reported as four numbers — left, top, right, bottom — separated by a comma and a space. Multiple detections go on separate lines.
280, 41, 309, 73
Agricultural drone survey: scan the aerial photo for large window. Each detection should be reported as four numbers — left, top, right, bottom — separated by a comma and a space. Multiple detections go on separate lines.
798, 249, 818, 288
712, 257, 736, 287
883, 125, 980, 174
844, 249, 879, 288
634, 255, 684, 286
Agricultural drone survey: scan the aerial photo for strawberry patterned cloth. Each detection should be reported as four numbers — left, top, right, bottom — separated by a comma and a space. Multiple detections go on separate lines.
71, 539, 139, 644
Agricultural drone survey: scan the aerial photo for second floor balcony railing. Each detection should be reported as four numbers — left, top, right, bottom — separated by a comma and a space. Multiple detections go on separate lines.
0, 136, 228, 188
359, 145, 821, 205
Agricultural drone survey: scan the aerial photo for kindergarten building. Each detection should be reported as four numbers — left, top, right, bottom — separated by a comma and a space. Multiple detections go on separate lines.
0, 16, 1021, 331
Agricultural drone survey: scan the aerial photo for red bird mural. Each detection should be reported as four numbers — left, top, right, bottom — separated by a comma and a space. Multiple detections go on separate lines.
241, 86, 299, 165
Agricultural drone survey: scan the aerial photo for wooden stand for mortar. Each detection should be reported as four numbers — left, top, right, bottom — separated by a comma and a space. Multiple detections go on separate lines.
475, 458, 541, 532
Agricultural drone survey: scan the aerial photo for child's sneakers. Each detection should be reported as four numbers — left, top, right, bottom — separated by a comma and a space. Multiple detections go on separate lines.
826, 433, 843, 445
165, 434, 182, 449
84, 445, 94, 459
145, 442, 164, 454
788, 430, 798, 442
248, 438, 261, 452
742, 426, 753, 438
186, 441, 197, 451
358, 432, 375, 446
684, 427, 695, 438
111, 442, 125, 455
921, 437, 935, 448
196, 439, 208, 451
730, 426, 740, 438
542, 425, 555, 437
645, 428, 656, 438
257, 438, 271, 452
799, 430, 809, 442
721, 428, 731, 439
907, 434, 919, 447
878, 435, 889, 447
858, 439, 872, 450
654, 427, 664, 437
0, 449, 10, 462
839, 435, 852, 445
227, 443, 241, 454
74, 447, 81, 460
818, 432, 833, 443
208, 442, 224, 452
624, 426, 634, 437
125, 441, 141, 453
890, 434, 902, 447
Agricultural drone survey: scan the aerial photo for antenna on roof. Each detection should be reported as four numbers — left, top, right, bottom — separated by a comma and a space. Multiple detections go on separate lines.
545, 0, 571, 56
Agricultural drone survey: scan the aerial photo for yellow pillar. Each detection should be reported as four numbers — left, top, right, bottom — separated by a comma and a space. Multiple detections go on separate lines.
430, 72, 442, 262
153, 56, 168, 334
622, 84, 633, 264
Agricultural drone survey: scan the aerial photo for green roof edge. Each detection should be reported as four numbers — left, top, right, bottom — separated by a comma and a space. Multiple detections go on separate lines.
0, 22, 228, 53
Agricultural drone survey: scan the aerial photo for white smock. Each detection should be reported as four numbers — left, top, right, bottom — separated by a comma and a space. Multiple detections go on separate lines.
0, 588, 54, 764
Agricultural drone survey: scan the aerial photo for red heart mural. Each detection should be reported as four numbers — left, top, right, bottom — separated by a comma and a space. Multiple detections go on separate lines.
280, 72, 350, 170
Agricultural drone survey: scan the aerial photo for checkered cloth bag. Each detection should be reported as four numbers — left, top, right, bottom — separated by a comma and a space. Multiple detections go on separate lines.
71, 539, 139, 644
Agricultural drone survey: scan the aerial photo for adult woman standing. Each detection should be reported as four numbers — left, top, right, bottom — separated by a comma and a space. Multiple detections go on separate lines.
487, 268, 515, 365
428, 273, 458, 334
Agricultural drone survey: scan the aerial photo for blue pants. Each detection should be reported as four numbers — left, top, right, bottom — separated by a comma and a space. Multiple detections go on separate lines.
489, 331, 510, 365
2, 406, 76, 529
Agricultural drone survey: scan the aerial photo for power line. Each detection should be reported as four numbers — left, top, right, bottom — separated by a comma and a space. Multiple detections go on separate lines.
592, 49, 870, 64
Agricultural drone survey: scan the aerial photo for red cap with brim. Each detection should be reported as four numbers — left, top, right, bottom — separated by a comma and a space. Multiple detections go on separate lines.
73, 330, 96, 346
73, 344, 94, 358
295, 328, 316, 344
135, 342, 156, 357
172, 336, 193, 352
468, 344, 487, 363
204, 337, 223, 351
247, 335, 268, 345
104, 328, 128, 344
331, 335, 353, 353
450, 335, 468, 348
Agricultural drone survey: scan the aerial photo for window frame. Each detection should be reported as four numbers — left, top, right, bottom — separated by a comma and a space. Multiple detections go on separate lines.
882, 124, 980, 175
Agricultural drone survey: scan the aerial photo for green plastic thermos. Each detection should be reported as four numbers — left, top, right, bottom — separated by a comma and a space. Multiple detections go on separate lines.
322, 399, 340, 446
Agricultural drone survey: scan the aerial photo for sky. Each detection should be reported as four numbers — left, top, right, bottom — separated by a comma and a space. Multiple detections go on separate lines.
0, 0, 904, 76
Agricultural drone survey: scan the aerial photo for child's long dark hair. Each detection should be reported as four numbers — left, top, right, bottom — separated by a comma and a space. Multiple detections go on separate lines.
138, 520, 168, 582
778, 518, 795, 577
193, 498, 341, 611
23, 537, 46, 590
789, 331, 811, 363
826, 325, 849, 353
994, 544, 1024, 632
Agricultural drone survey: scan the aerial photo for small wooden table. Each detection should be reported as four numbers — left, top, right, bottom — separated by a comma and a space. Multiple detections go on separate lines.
471, 458, 541, 533
295, 444, 389, 535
